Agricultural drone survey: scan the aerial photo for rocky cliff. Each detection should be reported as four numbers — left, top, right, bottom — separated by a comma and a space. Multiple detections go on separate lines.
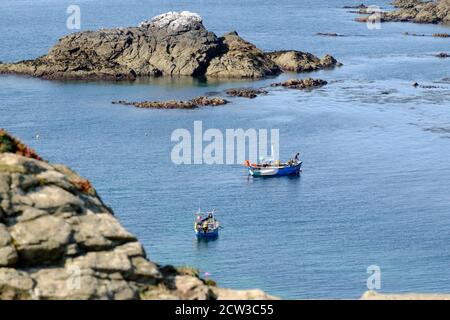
0, 11, 339, 80
0, 129, 275, 300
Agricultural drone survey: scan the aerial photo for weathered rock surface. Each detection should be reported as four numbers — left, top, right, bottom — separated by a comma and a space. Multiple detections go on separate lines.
271, 78, 328, 89
205, 31, 281, 78
0, 130, 276, 300
112, 96, 228, 109
0, 12, 339, 80
265, 51, 341, 72
354, 0, 450, 24
225, 88, 268, 99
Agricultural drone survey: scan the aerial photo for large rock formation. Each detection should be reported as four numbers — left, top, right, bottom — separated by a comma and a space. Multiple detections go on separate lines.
0, 11, 339, 80
354, 0, 450, 24
0, 129, 275, 300
205, 31, 280, 78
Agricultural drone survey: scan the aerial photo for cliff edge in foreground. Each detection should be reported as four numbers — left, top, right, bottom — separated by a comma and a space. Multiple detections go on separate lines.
0, 129, 275, 300
0, 11, 339, 80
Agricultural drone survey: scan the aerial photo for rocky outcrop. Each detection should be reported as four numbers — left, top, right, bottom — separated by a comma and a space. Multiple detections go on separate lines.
271, 78, 328, 89
0, 12, 340, 80
225, 88, 268, 99
265, 51, 341, 73
0, 129, 275, 300
354, 0, 450, 24
112, 96, 228, 109
205, 31, 281, 78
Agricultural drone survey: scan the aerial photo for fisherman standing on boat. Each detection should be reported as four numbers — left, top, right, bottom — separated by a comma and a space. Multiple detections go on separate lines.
294, 152, 300, 163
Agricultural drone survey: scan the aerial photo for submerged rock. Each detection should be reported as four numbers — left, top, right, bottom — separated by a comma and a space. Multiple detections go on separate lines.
0, 12, 339, 80
265, 51, 341, 72
112, 96, 228, 109
271, 78, 328, 89
0, 130, 275, 300
343, 4, 368, 9
316, 32, 342, 37
225, 88, 268, 99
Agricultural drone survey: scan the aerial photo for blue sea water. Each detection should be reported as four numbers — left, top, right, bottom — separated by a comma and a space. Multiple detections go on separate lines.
1, 0, 450, 299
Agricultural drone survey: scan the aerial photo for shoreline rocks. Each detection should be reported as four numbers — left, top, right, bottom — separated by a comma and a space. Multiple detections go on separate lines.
271, 78, 328, 89
0, 12, 340, 81
112, 96, 228, 109
225, 88, 268, 99
316, 32, 343, 37
353, 0, 450, 25
0, 129, 276, 300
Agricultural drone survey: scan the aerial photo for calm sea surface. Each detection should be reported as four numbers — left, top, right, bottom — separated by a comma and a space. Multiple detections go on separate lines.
1, 0, 450, 298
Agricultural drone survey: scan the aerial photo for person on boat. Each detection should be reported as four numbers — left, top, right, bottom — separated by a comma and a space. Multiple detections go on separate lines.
202, 220, 209, 233
294, 152, 300, 162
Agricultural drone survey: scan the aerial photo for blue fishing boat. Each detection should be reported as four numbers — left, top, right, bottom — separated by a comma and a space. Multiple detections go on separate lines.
194, 209, 220, 239
244, 152, 302, 177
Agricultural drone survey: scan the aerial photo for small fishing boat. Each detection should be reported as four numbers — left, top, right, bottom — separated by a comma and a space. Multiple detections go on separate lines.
194, 209, 220, 239
244, 152, 302, 177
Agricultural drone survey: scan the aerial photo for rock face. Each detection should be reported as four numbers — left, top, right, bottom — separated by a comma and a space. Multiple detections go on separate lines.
205, 31, 281, 78
354, 0, 450, 24
265, 51, 340, 72
0, 12, 339, 80
0, 129, 276, 300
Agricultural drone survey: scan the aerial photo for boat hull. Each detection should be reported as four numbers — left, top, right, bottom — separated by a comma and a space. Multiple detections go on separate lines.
248, 162, 302, 177
195, 228, 219, 239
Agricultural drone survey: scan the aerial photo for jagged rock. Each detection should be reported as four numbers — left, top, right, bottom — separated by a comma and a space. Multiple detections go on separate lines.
265, 51, 340, 72
354, 0, 450, 25
189, 96, 229, 106
0, 13, 339, 80
0, 269, 34, 299
112, 96, 228, 109
0, 11, 219, 79
0, 130, 276, 300
225, 88, 268, 99
271, 77, 328, 89
205, 31, 281, 78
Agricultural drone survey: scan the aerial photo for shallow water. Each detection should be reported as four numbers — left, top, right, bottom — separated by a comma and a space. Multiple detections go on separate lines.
1, 0, 450, 298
